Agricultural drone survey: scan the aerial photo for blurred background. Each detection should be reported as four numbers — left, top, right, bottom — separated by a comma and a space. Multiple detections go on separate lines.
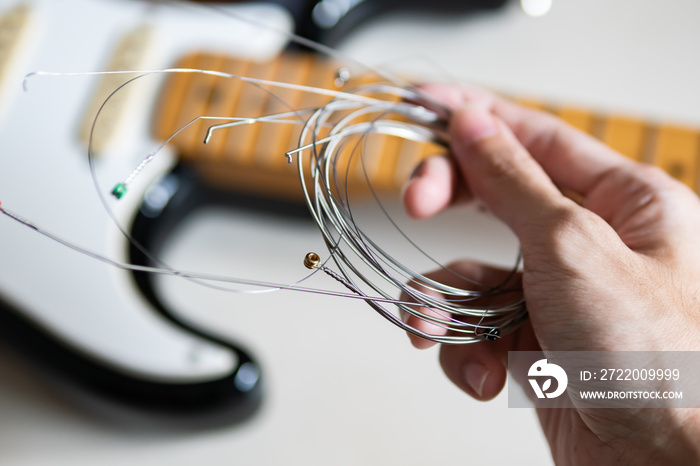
1, 0, 699, 465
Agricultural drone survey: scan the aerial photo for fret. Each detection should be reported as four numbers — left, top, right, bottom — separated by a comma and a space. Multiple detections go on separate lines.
652, 126, 700, 191
252, 53, 314, 171
197, 56, 251, 160
170, 53, 225, 154
601, 116, 648, 162
220, 58, 281, 165
555, 107, 596, 134
153, 52, 700, 198
154, 52, 199, 143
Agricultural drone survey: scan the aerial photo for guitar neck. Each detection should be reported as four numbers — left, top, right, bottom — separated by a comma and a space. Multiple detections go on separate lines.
153, 51, 700, 199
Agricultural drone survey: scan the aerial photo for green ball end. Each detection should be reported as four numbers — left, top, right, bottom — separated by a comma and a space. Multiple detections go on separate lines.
111, 183, 127, 199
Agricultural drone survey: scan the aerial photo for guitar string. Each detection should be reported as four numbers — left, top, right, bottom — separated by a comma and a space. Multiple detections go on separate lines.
14, 72, 529, 343
108, 72, 527, 342
4, 1, 527, 344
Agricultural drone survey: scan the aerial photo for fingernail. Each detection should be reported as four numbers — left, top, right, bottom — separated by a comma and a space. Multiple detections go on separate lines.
464, 362, 490, 398
401, 161, 426, 205
408, 160, 427, 180
453, 104, 498, 147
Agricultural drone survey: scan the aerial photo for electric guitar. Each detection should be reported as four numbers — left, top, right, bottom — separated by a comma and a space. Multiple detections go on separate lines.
0, 0, 513, 426
3, 0, 700, 427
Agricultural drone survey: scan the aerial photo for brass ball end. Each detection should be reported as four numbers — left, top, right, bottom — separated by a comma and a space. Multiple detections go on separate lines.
303, 252, 321, 269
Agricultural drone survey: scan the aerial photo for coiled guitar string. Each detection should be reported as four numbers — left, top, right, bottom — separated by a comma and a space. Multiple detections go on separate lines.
3, 1, 528, 344
291, 83, 527, 343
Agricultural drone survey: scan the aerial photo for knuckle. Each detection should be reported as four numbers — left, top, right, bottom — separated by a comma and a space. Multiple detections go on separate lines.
628, 164, 674, 191
472, 136, 534, 182
633, 163, 667, 181
629, 163, 686, 194
521, 203, 601, 258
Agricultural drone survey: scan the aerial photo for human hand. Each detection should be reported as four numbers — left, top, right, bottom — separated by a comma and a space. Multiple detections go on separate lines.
402, 83, 700, 465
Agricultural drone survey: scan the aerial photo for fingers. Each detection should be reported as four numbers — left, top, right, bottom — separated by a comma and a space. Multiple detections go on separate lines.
408, 83, 695, 257
418, 83, 634, 199
401, 261, 522, 349
449, 103, 574, 236
439, 332, 511, 401
439, 323, 539, 401
441, 335, 510, 401
402, 155, 470, 219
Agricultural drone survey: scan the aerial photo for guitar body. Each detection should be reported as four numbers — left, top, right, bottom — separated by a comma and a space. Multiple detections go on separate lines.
0, 0, 293, 424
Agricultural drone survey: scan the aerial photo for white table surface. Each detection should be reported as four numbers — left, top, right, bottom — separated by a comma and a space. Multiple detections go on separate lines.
2, 0, 699, 465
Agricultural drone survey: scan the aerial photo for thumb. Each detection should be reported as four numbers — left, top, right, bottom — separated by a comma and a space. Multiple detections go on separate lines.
450, 104, 572, 237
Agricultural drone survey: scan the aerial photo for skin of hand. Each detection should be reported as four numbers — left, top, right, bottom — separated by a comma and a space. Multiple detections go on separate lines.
401, 83, 700, 465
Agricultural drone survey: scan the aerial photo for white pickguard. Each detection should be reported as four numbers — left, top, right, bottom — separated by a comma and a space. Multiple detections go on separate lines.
0, 0, 291, 382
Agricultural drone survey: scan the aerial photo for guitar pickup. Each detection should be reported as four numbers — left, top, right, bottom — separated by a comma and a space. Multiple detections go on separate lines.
78, 23, 154, 155
0, 3, 35, 122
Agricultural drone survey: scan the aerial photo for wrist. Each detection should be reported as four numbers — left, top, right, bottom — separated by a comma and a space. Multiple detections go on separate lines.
662, 408, 700, 464
623, 408, 700, 465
